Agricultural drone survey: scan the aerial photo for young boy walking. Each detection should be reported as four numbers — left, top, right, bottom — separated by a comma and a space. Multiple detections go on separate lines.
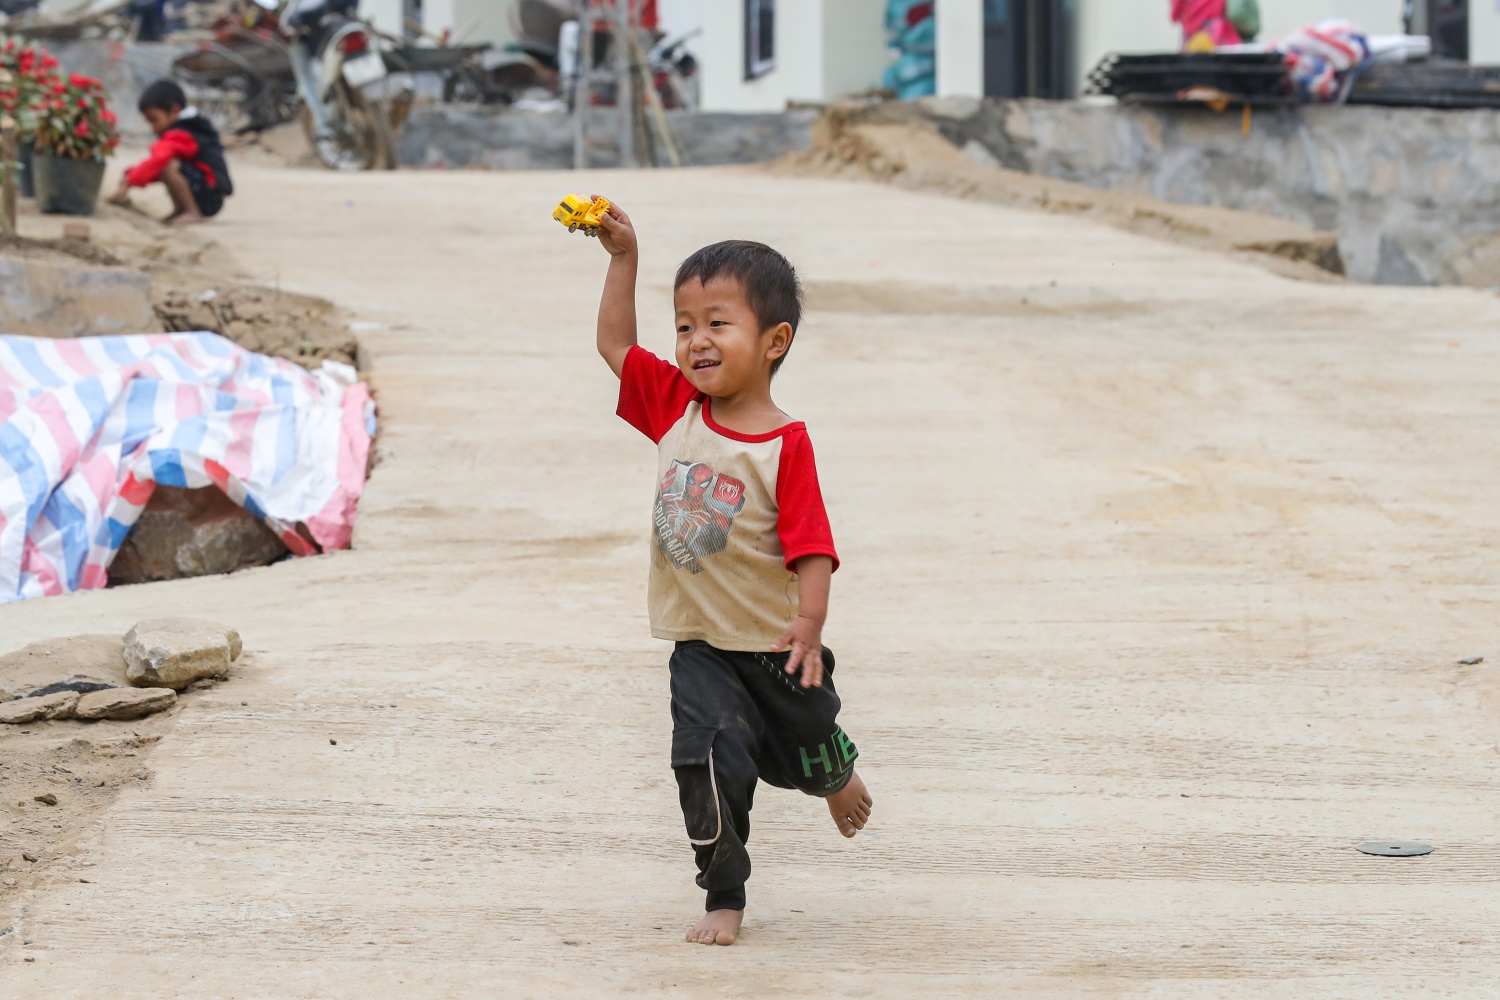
592, 198, 872, 946
107, 80, 232, 226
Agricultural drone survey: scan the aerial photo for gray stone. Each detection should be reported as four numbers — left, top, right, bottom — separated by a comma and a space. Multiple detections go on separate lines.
0, 635, 128, 702
123, 619, 240, 690
396, 106, 816, 170
74, 687, 177, 721
0, 256, 157, 339
107, 486, 288, 585
0, 691, 80, 724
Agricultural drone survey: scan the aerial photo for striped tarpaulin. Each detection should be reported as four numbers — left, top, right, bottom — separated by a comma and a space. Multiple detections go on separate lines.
0, 332, 375, 603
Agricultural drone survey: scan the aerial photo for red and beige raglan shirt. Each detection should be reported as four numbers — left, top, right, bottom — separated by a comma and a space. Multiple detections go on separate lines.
617, 346, 838, 651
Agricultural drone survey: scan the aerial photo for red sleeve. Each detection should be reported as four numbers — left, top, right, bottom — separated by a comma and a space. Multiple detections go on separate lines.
123, 130, 199, 188
776, 428, 839, 572
616, 345, 700, 443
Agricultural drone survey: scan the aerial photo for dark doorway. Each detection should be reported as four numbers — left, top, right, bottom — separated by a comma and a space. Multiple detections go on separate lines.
1406, 0, 1469, 61
983, 0, 1076, 99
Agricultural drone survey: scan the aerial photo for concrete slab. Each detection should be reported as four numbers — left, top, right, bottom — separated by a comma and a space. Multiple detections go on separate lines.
2, 164, 1499, 996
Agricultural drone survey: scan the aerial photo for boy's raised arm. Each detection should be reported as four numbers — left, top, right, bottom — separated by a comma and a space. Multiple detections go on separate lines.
595, 198, 638, 378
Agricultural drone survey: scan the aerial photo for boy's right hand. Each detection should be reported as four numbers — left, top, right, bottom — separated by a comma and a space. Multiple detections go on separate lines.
594, 196, 637, 259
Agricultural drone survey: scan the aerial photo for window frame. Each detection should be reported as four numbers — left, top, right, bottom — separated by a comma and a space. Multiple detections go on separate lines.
744, 0, 776, 80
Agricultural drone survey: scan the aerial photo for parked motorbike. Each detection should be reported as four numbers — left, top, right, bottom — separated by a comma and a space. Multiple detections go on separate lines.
281, 0, 397, 170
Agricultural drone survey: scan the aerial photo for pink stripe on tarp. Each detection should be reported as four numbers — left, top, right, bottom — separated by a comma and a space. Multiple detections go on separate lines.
304, 382, 373, 551
176, 382, 204, 421
29, 392, 81, 467
52, 338, 102, 379
23, 544, 64, 597
223, 407, 260, 478
78, 563, 108, 589
77, 451, 120, 511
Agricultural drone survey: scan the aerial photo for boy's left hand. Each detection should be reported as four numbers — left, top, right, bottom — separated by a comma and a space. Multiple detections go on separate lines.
772, 615, 824, 688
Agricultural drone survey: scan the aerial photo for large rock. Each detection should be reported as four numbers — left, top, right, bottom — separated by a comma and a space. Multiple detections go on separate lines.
108, 486, 289, 586
0, 246, 157, 339
75, 687, 177, 721
0, 691, 80, 724
0, 634, 128, 702
123, 618, 241, 690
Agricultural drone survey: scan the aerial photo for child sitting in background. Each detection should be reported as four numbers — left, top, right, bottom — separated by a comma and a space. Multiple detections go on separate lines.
107, 79, 232, 225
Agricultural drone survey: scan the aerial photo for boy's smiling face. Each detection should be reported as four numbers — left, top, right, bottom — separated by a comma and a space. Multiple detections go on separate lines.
674, 275, 790, 398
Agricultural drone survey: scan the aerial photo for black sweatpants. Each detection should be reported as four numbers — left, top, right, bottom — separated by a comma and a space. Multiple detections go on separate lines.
669, 640, 859, 912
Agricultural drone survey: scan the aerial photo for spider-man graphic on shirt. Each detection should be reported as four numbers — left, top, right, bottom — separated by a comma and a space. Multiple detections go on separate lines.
654, 460, 746, 574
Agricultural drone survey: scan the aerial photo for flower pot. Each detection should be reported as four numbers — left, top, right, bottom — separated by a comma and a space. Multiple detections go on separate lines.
32, 152, 105, 216
17, 143, 34, 199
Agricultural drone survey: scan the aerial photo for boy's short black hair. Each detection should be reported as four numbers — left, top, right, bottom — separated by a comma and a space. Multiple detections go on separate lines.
138, 79, 187, 114
674, 240, 803, 375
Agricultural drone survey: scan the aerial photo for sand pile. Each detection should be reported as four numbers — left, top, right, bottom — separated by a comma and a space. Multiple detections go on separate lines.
152, 280, 359, 370
772, 103, 1344, 281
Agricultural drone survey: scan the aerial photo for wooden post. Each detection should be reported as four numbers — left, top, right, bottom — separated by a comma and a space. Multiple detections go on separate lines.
0, 114, 17, 237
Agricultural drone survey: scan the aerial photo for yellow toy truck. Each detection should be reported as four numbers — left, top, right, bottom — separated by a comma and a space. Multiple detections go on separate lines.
553, 194, 610, 237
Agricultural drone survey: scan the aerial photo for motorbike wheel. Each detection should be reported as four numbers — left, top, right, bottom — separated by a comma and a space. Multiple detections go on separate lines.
301, 80, 396, 171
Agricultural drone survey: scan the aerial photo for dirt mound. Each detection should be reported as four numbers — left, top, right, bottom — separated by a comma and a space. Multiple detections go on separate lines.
152, 280, 359, 370
0, 233, 123, 268
772, 103, 1344, 281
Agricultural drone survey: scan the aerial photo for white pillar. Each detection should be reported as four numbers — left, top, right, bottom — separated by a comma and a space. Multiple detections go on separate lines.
360, 0, 403, 37
935, 0, 983, 98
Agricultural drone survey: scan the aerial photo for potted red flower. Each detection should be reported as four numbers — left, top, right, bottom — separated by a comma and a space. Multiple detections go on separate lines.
0, 41, 64, 198
30, 71, 120, 215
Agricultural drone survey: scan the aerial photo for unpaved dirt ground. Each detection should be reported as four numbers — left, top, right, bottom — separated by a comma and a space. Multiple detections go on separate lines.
2, 161, 1500, 997
775, 104, 1347, 282
11, 181, 358, 370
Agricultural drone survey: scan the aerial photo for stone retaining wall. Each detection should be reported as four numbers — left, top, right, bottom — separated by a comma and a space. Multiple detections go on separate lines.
931, 97, 1500, 287
396, 106, 817, 171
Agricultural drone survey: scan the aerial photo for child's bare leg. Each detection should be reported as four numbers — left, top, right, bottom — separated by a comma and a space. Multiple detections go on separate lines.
826, 769, 872, 838
685, 908, 742, 946
159, 160, 204, 225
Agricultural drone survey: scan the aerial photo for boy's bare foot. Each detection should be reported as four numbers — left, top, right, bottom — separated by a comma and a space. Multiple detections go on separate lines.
166, 211, 205, 227
685, 908, 742, 946
827, 769, 872, 837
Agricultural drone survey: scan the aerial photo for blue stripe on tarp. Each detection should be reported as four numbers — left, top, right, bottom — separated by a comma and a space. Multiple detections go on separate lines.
40, 488, 88, 590
120, 379, 159, 452
0, 421, 52, 538
72, 376, 111, 435
169, 413, 208, 455
106, 516, 133, 549
214, 389, 240, 411
271, 378, 297, 482
244, 351, 269, 381
195, 333, 233, 357
5, 338, 65, 388
149, 447, 187, 487
240, 492, 266, 520
156, 347, 199, 382
101, 337, 141, 366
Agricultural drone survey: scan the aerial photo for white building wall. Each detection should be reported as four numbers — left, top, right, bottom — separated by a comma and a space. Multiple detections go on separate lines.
822, 0, 890, 98
700, 0, 828, 111
1474, 3, 1500, 63
1254, 0, 1404, 39
935, 0, 983, 97
659, 0, 706, 66
422, 0, 516, 47
361, 0, 404, 37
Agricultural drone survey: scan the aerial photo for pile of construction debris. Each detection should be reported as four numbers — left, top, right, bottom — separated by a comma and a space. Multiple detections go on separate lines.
0, 618, 242, 724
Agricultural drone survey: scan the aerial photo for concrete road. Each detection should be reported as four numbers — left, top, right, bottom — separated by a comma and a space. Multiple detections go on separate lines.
3, 164, 1499, 997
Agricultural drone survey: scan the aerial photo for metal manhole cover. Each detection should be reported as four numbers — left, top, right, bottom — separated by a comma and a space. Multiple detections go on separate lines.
1357, 841, 1434, 857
